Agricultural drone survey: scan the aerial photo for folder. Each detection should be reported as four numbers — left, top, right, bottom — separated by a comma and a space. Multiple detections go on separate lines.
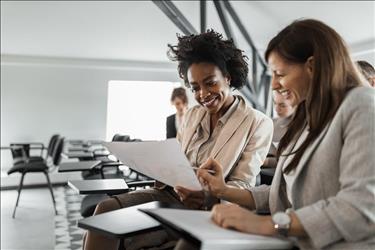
140, 208, 294, 250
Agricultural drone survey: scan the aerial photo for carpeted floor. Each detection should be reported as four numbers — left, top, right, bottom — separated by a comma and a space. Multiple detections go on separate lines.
54, 186, 84, 250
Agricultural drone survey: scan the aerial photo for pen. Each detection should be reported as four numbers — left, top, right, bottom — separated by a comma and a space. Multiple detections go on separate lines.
192, 167, 216, 174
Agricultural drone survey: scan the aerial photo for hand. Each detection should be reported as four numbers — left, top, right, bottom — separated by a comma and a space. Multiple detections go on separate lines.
174, 186, 205, 209
211, 203, 274, 236
196, 158, 227, 198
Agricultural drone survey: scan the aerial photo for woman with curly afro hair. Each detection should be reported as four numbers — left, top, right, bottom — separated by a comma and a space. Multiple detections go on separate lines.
83, 30, 273, 250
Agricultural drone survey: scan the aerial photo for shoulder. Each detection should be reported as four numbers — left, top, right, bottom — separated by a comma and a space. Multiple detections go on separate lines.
166, 114, 175, 121
338, 87, 375, 117
240, 96, 272, 123
184, 105, 205, 121
236, 95, 273, 130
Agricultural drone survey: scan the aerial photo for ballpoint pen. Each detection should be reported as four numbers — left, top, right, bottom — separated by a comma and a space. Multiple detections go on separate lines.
191, 167, 216, 174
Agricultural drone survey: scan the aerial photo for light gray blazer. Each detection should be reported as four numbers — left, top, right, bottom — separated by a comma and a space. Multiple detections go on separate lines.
250, 87, 375, 250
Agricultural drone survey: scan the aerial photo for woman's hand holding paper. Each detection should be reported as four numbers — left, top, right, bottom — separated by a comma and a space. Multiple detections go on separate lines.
174, 186, 205, 209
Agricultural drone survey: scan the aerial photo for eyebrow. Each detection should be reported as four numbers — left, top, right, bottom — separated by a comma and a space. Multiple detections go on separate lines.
189, 75, 216, 85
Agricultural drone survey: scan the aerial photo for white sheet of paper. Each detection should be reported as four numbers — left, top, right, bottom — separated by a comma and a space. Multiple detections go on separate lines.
141, 208, 293, 250
104, 139, 202, 191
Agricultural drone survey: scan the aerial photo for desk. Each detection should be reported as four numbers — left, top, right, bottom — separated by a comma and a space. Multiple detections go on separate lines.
58, 160, 101, 172
68, 179, 129, 195
62, 152, 94, 159
77, 201, 182, 238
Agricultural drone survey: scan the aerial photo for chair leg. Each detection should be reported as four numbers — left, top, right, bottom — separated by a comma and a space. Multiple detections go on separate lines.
100, 168, 105, 179
44, 171, 57, 215
12, 172, 26, 218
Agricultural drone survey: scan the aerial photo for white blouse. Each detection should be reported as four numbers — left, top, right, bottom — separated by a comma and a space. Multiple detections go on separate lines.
282, 125, 309, 204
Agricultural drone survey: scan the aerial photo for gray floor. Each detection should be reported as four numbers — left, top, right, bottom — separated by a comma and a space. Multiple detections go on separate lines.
1, 188, 56, 250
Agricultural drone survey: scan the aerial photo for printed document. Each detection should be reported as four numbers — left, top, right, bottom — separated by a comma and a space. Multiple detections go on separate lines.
105, 139, 202, 190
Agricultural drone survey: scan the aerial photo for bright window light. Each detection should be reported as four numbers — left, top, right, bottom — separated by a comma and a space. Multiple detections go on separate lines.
106, 80, 181, 141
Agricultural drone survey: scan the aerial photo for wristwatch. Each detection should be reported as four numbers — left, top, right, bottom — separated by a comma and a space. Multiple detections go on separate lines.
272, 211, 291, 237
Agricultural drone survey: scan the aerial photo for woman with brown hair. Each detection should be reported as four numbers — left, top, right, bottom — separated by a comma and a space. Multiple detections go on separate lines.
197, 19, 375, 250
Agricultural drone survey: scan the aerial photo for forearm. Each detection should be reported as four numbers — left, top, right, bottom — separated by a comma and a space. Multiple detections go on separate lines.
219, 185, 256, 209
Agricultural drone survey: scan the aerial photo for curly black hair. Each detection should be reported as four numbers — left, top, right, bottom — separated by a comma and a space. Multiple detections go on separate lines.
168, 30, 248, 89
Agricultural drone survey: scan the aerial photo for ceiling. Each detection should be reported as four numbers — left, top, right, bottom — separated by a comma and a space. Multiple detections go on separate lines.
1, 1, 374, 63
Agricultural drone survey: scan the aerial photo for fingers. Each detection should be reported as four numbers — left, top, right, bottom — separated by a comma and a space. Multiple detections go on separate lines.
200, 158, 222, 173
221, 218, 238, 230
175, 187, 204, 201
175, 186, 196, 196
197, 168, 215, 184
211, 204, 239, 227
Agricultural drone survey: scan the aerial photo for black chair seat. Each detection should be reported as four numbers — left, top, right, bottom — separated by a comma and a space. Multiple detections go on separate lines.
260, 168, 276, 185
81, 194, 109, 217
7, 162, 48, 175
28, 156, 44, 163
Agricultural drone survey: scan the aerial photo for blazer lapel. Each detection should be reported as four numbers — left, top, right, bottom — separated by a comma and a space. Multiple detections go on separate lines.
211, 98, 249, 158
181, 109, 206, 153
289, 123, 331, 206
293, 123, 331, 181
270, 122, 331, 211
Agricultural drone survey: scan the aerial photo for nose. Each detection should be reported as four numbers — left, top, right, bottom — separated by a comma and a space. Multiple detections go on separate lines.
271, 76, 281, 91
199, 86, 211, 99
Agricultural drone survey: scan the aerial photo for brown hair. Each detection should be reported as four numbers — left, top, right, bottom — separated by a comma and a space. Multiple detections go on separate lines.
265, 19, 363, 173
170, 87, 188, 104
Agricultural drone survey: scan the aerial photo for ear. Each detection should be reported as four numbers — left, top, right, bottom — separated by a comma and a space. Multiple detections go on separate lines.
305, 56, 314, 78
225, 74, 232, 86
370, 77, 375, 88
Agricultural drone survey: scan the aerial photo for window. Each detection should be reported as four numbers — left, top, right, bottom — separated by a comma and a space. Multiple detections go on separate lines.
106, 80, 181, 141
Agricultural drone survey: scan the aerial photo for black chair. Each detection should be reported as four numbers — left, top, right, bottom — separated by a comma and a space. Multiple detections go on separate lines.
10, 134, 60, 165
8, 137, 65, 218
82, 134, 138, 180
260, 168, 275, 185
80, 179, 156, 217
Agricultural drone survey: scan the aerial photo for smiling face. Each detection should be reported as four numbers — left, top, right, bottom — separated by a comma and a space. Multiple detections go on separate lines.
187, 62, 234, 115
273, 91, 295, 118
268, 51, 312, 107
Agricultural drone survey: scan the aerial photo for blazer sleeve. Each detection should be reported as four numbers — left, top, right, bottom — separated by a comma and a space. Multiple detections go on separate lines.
226, 114, 274, 188
248, 184, 272, 213
295, 89, 375, 249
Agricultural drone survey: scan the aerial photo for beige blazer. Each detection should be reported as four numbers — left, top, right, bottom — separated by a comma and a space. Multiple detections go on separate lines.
178, 95, 273, 188
250, 87, 375, 249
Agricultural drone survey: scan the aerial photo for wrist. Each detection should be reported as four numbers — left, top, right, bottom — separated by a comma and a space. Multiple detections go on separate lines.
261, 216, 277, 236
217, 184, 230, 199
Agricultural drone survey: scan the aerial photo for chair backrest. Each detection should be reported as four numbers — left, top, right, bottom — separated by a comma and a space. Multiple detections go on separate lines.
112, 134, 130, 142
51, 137, 65, 166
9, 145, 28, 165
46, 134, 60, 157
10, 143, 30, 159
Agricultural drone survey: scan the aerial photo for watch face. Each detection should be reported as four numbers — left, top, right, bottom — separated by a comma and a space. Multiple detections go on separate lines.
273, 212, 291, 225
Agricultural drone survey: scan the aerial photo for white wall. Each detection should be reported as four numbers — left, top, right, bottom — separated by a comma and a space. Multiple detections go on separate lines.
1, 55, 181, 170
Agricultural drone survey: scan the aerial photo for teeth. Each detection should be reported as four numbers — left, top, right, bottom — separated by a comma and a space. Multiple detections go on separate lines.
279, 90, 289, 96
203, 96, 217, 106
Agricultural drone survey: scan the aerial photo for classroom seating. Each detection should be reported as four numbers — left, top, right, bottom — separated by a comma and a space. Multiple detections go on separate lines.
7, 137, 65, 218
